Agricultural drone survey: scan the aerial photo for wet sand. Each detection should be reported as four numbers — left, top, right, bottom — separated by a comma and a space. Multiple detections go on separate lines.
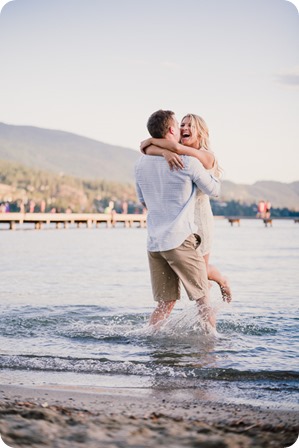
0, 384, 298, 447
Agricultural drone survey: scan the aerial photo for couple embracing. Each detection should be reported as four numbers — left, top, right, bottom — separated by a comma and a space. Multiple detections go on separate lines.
135, 109, 231, 331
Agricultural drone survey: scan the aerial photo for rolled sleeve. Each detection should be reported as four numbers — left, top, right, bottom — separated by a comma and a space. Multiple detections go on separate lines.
135, 181, 144, 204
135, 161, 145, 204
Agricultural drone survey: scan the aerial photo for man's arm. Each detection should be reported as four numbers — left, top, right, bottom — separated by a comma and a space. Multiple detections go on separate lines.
188, 157, 221, 198
135, 161, 147, 207
135, 181, 145, 204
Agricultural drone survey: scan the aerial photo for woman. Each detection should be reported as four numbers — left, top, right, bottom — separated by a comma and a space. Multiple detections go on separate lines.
140, 113, 232, 302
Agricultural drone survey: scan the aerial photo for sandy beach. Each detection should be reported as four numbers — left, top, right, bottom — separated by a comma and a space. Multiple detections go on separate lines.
0, 384, 298, 448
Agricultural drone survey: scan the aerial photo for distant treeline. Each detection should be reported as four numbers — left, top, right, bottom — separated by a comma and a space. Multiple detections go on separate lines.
211, 200, 299, 218
0, 159, 298, 217
0, 160, 139, 213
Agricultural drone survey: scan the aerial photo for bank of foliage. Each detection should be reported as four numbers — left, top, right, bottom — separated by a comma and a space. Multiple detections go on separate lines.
0, 160, 298, 217
0, 160, 140, 213
210, 200, 299, 218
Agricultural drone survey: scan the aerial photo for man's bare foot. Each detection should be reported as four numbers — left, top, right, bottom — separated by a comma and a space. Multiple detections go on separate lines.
220, 278, 232, 303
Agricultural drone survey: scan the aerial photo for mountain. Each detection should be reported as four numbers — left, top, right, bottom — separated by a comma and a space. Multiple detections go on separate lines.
0, 122, 298, 210
221, 180, 299, 210
0, 122, 140, 183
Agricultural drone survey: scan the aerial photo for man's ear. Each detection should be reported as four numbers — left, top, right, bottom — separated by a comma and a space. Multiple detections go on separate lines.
169, 126, 174, 135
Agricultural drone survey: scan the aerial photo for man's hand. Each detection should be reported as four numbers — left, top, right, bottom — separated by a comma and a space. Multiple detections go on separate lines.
163, 150, 184, 170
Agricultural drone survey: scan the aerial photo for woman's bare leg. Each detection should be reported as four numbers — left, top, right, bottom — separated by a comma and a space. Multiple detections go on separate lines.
204, 254, 232, 302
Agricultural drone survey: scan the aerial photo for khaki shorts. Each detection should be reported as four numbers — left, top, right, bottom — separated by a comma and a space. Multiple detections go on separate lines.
148, 234, 209, 302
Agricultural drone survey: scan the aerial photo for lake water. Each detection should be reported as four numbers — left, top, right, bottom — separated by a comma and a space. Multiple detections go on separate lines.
0, 219, 298, 410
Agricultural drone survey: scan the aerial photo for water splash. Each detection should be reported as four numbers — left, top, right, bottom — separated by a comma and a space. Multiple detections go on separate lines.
130, 304, 219, 342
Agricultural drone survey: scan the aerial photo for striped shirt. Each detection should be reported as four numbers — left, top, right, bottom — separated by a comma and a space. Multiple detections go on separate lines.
135, 155, 220, 252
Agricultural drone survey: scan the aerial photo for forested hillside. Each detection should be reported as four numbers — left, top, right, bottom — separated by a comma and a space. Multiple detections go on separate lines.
0, 122, 298, 212
0, 160, 138, 213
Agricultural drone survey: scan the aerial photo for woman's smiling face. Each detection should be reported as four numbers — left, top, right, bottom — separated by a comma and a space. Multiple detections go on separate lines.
180, 116, 201, 148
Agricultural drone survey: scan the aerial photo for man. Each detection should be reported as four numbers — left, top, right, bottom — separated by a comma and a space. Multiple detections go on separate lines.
135, 110, 220, 329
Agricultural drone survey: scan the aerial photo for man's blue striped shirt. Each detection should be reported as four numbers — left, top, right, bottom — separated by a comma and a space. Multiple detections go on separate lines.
135, 155, 220, 252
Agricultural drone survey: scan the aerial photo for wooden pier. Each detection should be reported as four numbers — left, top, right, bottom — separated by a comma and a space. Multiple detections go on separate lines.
1, 213, 298, 230
0, 212, 147, 230
227, 216, 297, 226
263, 218, 273, 227
227, 218, 240, 226
227, 217, 272, 227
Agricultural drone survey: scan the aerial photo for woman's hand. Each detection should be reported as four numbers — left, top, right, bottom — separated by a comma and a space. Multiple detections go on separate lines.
163, 150, 184, 170
140, 138, 153, 154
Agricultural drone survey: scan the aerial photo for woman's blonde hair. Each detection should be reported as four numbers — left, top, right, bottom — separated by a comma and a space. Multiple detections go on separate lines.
181, 114, 210, 151
182, 113, 223, 178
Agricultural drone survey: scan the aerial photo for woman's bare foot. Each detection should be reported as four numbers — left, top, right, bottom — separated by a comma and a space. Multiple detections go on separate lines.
220, 278, 232, 303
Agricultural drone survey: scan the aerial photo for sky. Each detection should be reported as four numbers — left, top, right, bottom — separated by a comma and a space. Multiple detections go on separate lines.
0, 0, 298, 185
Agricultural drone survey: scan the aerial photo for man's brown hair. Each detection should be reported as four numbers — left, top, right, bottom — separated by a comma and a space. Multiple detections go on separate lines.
147, 109, 174, 138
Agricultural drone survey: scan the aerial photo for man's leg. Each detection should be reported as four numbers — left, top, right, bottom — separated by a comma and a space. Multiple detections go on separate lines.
149, 300, 176, 326
147, 250, 180, 326
161, 234, 216, 329
195, 296, 216, 329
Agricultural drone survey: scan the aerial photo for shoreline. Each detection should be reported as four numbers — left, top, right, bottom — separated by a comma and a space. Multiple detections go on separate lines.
0, 384, 298, 447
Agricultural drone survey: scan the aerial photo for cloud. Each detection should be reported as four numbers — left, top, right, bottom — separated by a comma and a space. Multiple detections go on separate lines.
279, 74, 299, 85
276, 68, 299, 87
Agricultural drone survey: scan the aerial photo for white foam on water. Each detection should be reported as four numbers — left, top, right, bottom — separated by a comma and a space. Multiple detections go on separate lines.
130, 303, 220, 343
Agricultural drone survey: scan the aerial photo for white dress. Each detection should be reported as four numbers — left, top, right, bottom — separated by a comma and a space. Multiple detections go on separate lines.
194, 164, 218, 256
